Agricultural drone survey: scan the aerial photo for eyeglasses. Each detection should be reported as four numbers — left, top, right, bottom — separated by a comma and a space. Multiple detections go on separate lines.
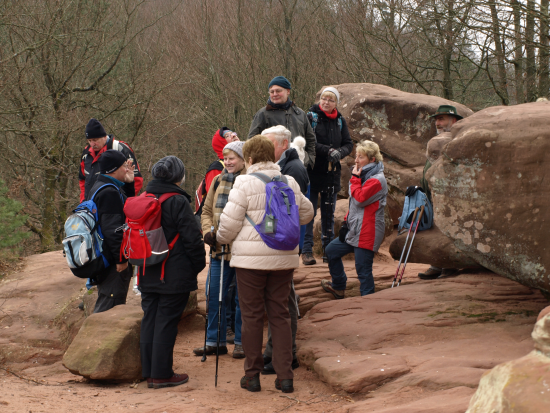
320, 97, 336, 103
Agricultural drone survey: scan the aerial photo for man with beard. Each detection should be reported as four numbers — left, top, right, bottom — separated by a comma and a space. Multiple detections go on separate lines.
418, 105, 463, 280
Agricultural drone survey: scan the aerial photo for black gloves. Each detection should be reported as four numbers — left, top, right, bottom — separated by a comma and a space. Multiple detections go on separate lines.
204, 231, 216, 246
328, 148, 342, 163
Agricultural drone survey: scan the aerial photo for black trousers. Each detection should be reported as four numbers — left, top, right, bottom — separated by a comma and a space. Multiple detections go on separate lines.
93, 265, 132, 314
140, 291, 190, 379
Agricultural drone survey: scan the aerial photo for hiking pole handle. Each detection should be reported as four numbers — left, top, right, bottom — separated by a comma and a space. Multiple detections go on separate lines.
397, 205, 425, 286
391, 207, 419, 288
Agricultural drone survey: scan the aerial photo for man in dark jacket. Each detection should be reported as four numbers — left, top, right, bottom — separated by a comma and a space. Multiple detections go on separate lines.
302, 87, 353, 265
247, 76, 316, 170
138, 156, 206, 389
79, 118, 143, 202
262, 125, 307, 375
88, 150, 134, 313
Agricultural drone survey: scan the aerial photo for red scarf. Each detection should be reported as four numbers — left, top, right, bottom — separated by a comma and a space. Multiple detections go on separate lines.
320, 107, 338, 119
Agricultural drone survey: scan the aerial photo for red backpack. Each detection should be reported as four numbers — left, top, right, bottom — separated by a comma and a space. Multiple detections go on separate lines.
121, 192, 180, 283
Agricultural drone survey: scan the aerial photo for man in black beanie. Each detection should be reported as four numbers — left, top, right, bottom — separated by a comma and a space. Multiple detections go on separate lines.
79, 118, 143, 202
88, 149, 135, 313
247, 76, 316, 169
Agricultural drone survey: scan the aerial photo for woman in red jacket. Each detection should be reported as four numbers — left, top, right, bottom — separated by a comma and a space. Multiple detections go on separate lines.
321, 141, 388, 299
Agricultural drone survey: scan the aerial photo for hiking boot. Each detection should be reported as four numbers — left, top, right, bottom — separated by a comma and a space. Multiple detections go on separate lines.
418, 267, 442, 280
263, 355, 272, 365
192, 345, 228, 356
233, 344, 245, 359
227, 332, 235, 345
240, 373, 261, 392
153, 373, 189, 389
302, 253, 316, 266
146, 378, 153, 388
262, 358, 300, 375
275, 378, 294, 393
78, 301, 84, 311
438, 268, 460, 278
321, 279, 345, 300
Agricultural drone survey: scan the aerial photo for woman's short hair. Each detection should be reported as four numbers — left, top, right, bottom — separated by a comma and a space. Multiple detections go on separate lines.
356, 140, 383, 163
262, 125, 291, 146
222, 148, 238, 158
321, 90, 337, 103
243, 135, 276, 164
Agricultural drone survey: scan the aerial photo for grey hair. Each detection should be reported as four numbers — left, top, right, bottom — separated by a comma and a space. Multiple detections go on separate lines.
262, 125, 291, 146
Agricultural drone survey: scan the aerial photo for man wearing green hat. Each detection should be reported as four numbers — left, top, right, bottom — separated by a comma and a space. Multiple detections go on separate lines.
418, 105, 463, 280
247, 76, 316, 169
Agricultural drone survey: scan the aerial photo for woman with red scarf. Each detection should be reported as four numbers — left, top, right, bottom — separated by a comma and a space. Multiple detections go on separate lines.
302, 87, 354, 266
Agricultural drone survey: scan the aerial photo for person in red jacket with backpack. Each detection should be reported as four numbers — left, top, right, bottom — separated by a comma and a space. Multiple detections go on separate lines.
137, 156, 206, 389
79, 118, 143, 202
321, 141, 388, 300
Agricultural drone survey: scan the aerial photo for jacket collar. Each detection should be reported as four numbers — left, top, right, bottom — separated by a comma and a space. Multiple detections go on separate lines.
277, 148, 299, 169
145, 179, 191, 202
246, 161, 281, 174
266, 100, 295, 111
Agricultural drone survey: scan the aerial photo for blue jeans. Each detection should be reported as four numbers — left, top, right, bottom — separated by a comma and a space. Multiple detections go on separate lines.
325, 238, 375, 296
206, 258, 242, 346
303, 192, 338, 254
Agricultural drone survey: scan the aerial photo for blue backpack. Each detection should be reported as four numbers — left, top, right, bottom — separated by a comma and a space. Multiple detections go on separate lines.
398, 186, 433, 233
308, 112, 342, 131
62, 184, 123, 280
245, 173, 300, 251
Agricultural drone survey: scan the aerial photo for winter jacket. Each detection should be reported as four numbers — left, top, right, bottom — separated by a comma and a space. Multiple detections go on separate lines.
307, 104, 353, 193
345, 162, 388, 252
79, 136, 143, 202
138, 180, 206, 294
201, 166, 247, 260
247, 103, 316, 169
88, 175, 128, 266
277, 148, 309, 195
216, 162, 314, 270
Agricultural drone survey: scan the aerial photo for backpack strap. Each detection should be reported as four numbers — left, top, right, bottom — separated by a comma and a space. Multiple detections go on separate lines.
90, 183, 121, 202
338, 117, 342, 131
157, 192, 181, 203
307, 112, 318, 130
249, 172, 288, 185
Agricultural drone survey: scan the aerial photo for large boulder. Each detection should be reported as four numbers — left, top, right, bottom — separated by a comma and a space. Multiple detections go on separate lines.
317, 83, 473, 221
466, 308, 550, 413
426, 101, 550, 295
62, 304, 143, 381
389, 225, 483, 269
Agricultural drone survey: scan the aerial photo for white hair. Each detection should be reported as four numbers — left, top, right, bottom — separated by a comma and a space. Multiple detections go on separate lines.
262, 125, 291, 146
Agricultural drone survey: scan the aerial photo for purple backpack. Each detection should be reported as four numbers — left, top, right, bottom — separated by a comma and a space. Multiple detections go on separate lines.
245, 173, 300, 251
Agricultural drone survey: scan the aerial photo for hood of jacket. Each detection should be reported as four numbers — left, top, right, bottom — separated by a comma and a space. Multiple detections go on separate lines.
277, 147, 300, 170
145, 179, 191, 202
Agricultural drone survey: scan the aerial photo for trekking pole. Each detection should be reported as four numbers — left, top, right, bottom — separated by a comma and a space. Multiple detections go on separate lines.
391, 208, 419, 288
201, 226, 215, 363
215, 244, 226, 387
397, 206, 425, 287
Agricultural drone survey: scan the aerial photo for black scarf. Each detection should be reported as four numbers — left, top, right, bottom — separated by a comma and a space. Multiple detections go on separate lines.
267, 98, 293, 111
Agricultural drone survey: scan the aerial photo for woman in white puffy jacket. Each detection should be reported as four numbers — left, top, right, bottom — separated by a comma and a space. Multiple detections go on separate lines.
217, 135, 313, 394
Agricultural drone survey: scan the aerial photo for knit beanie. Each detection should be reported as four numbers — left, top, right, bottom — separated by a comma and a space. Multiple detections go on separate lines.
321, 87, 340, 104
268, 76, 291, 90
99, 150, 127, 174
212, 127, 230, 159
85, 118, 107, 140
224, 141, 245, 160
151, 156, 186, 183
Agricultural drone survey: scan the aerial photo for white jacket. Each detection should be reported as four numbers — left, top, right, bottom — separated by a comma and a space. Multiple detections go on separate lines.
217, 161, 314, 270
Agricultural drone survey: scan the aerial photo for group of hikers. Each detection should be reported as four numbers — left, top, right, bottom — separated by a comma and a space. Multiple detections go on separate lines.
68, 75, 461, 393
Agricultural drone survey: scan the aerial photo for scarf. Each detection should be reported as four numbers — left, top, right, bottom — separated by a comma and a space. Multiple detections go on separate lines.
320, 107, 338, 120
213, 168, 244, 229
101, 174, 125, 188
360, 161, 384, 184
267, 98, 293, 111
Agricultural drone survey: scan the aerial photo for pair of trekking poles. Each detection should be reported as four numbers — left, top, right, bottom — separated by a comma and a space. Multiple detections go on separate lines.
201, 226, 227, 387
391, 205, 425, 288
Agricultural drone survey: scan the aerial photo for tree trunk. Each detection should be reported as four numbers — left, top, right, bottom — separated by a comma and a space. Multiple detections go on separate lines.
539, 0, 550, 99
525, 0, 537, 102
41, 167, 58, 252
489, 1, 510, 105
511, 0, 524, 103
442, 1, 455, 100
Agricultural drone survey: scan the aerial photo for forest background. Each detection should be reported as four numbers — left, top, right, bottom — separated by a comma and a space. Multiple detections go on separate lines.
0, 0, 548, 257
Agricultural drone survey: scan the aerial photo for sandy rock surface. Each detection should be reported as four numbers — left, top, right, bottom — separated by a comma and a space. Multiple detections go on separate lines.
427, 101, 550, 295
297, 269, 548, 412
316, 83, 473, 221
62, 305, 143, 380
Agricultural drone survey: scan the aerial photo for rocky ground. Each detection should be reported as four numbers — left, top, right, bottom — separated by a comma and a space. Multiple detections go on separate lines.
0, 241, 547, 412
